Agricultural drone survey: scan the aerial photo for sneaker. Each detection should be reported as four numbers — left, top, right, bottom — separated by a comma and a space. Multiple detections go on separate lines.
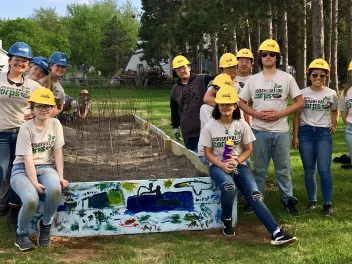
7, 205, 20, 232
15, 233, 35, 251
242, 203, 254, 214
222, 219, 235, 236
341, 164, 352, 170
323, 203, 332, 216
37, 219, 51, 247
306, 201, 317, 210
283, 199, 299, 216
271, 229, 297, 246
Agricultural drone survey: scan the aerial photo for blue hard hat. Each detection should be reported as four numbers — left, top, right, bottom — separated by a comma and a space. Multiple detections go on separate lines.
49, 52, 70, 67
8, 42, 33, 59
31, 56, 49, 74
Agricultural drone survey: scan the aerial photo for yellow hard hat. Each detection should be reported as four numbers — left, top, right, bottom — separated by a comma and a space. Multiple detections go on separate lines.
307, 58, 330, 76
80, 89, 89, 95
219, 53, 238, 68
28, 87, 56, 105
258, 39, 280, 54
215, 85, 239, 104
212, 73, 232, 87
237, 48, 254, 60
348, 61, 352, 72
172, 55, 190, 69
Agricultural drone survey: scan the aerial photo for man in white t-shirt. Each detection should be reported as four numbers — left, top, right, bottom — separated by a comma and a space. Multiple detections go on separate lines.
239, 39, 304, 215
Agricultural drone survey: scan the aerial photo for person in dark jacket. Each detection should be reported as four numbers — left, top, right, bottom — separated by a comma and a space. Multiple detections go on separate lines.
170, 55, 213, 151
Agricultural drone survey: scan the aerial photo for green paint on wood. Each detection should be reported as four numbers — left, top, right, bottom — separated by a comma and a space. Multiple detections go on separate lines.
70, 221, 79, 231
121, 182, 138, 193
96, 182, 114, 192
184, 213, 195, 221
138, 215, 151, 224
107, 189, 125, 206
170, 214, 182, 224
105, 223, 117, 231
163, 179, 173, 189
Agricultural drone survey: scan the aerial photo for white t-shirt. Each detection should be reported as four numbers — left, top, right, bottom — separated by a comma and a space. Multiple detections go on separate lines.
0, 73, 41, 131
236, 75, 251, 95
300, 87, 338, 127
199, 118, 255, 165
14, 118, 65, 165
338, 87, 352, 124
239, 69, 302, 132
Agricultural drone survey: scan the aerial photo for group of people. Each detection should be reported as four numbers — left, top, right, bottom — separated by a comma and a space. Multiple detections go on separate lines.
0, 42, 71, 251
170, 39, 352, 246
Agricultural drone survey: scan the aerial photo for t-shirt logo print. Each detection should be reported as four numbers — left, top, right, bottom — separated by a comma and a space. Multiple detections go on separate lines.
31, 134, 56, 154
254, 83, 283, 100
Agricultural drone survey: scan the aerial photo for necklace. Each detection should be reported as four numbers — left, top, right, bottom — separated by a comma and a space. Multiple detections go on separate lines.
220, 120, 233, 134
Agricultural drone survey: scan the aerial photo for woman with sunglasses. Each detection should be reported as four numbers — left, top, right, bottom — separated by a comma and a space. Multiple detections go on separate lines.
199, 84, 296, 245
10, 88, 69, 251
292, 58, 338, 216
0, 42, 41, 218
338, 61, 352, 170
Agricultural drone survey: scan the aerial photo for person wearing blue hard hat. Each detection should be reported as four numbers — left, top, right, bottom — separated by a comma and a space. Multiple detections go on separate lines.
40, 52, 69, 117
27, 57, 49, 82
0, 42, 42, 224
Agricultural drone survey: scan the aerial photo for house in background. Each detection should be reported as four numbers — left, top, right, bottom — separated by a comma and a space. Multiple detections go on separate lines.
0, 40, 8, 73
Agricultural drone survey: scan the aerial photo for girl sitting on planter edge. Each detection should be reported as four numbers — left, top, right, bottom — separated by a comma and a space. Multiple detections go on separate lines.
198, 84, 297, 246
10, 88, 69, 251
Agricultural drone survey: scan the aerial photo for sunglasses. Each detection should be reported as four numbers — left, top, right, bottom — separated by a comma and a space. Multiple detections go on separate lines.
311, 72, 326, 79
35, 105, 53, 111
261, 52, 276, 58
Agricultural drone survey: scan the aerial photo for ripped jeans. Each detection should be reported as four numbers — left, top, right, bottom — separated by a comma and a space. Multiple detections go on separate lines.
209, 164, 279, 234
10, 163, 62, 235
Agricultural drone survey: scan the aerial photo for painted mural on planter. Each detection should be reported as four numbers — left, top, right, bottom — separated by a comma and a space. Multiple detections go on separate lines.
29, 177, 238, 237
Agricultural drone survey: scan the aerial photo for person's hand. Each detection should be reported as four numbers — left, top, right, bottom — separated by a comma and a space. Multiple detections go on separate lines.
60, 179, 70, 189
329, 126, 337, 134
255, 110, 267, 120
24, 114, 35, 120
34, 183, 46, 195
262, 110, 282, 122
173, 128, 181, 141
292, 137, 299, 149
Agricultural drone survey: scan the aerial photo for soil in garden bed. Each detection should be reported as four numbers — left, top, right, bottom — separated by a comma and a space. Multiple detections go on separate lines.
63, 115, 207, 182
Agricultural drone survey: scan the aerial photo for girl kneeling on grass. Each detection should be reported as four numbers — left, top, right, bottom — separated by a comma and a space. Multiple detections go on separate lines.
199, 85, 297, 246
10, 88, 69, 251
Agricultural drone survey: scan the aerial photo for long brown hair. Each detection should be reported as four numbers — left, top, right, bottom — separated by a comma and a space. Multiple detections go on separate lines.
40, 71, 54, 91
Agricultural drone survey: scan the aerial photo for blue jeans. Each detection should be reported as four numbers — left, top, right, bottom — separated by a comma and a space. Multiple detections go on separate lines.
346, 124, 352, 165
0, 132, 17, 183
298, 125, 333, 203
209, 164, 279, 234
10, 163, 62, 235
184, 136, 199, 152
252, 129, 296, 203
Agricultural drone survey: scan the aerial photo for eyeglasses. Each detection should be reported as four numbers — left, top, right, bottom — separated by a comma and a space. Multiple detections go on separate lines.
175, 65, 188, 73
238, 59, 251, 64
261, 52, 276, 58
311, 72, 326, 79
34, 105, 53, 111
214, 85, 220, 91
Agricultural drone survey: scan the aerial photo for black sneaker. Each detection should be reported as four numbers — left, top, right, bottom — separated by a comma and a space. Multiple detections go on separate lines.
222, 219, 235, 236
323, 203, 332, 216
7, 206, 20, 232
242, 203, 254, 214
37, 219, 51, 247
15, 233, 35, 251
283, 199, 299, 216
306, 201, 317, 210
271, 229, 297, 246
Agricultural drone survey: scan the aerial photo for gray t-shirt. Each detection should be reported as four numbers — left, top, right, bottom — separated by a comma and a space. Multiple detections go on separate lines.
0, 73, 41, 131
239, 69, 302, 132
39, 78, 65, 105
338, 88, 352, 124
14, 118, 65, 165
199, 118, 255, 165
300, 86, 338, 127
236, 75, 251, 94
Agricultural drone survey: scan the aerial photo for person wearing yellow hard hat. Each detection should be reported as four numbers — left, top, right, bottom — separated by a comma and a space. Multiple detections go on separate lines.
170, 55, 213, 151
203, 53, 238, 107
199, 84, 297, 245
0, 42, 42, 228
239, 39, 304, 215
76, 89, 91, 120
338, 61, 352, 171
10, 87, 69, 251
293, 59, 338, 215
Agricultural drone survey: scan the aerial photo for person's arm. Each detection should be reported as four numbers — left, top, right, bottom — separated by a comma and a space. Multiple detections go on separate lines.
239, 99, 266, 120
53, 148, 69, 188
50, 104, 64, 117
292, 111, 301, 149
23, 155, 46, 194
341, 111, 348, 125
330, 109, 339, 134
203, 89, 217, 106
170, 94, 180, 129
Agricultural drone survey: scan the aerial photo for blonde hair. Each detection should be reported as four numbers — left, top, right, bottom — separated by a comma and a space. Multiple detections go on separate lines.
40, 71, 54, 91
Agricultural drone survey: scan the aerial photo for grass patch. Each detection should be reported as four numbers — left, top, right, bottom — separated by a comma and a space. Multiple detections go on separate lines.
1, 85, 352, 263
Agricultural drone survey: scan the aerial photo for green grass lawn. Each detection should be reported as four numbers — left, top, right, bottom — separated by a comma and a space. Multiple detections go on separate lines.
1, 85, 352, 263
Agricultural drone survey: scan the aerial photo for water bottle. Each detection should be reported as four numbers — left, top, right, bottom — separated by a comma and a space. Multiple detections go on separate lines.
222, 139, 233, 161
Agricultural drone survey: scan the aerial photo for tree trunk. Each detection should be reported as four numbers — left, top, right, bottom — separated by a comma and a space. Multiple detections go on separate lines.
330, 0, 338, 91
246, 19, 251, 49
325, 0, 332, 65
232, 28, 238, 54
211, 33, 218, 75
312, 0, 324, 58
282, 6, 288, 72
272, 7, 278, 40
252, 21, 261, 74
347, 0, 352, 69
297, 0, 307, 89
264, 4, 273, 39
